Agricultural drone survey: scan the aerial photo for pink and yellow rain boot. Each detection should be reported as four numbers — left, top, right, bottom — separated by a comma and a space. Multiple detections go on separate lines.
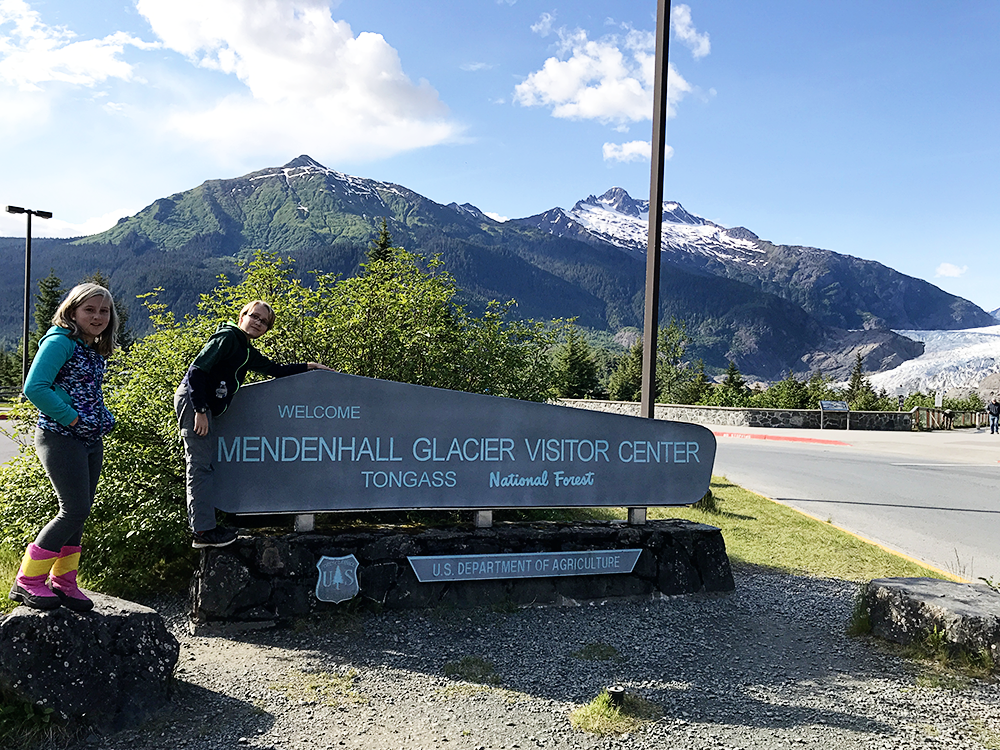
9, 543, 61, 610
48, 545, 94, 613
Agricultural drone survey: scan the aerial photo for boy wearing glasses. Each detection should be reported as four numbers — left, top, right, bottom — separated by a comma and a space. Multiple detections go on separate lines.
174, 300, 331, 548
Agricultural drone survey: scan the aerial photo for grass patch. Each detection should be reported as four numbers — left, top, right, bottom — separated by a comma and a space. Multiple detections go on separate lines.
969, 719, 1000, 749
649, 477, 956, 582
569, 690, 661, 735
0, 545, 20, 616
268, 668, 363, 707
571, 642, 622, 661
900, 627, 995, 685
0, 690, 72, 750
846, 585, 872, 637
443, 656, 501, 686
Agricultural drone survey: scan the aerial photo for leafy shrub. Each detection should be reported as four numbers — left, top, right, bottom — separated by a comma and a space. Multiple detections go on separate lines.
0, 250, 561, 598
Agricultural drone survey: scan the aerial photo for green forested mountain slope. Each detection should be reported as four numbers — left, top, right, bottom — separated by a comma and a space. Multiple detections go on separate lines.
0, 156, 952, 378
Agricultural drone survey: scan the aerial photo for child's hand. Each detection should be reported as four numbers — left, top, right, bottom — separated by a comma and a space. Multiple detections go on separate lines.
194, 412, 209, 436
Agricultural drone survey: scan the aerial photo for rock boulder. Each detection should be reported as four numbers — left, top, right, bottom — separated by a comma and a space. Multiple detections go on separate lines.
864, 577, 1000, 661
0, 592, 179, 731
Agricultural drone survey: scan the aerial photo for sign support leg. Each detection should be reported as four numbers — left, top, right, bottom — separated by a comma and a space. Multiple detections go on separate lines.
628, 507, 647, 525
294, 514, 315, 532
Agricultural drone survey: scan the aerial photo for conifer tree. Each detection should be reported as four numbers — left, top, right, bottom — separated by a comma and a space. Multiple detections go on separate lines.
701, 361, 752, 407
34, 269, 65, 334
553, 329, 602, 399
655, 319, 692, 403
607, 338, 645, 402
367, 218, 394, 264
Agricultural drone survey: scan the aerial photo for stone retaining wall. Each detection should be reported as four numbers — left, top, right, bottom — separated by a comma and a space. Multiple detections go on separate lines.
559, 400, 913, 431
190, 520, 734, 627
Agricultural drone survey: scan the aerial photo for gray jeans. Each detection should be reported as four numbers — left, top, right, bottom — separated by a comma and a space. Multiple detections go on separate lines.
34, 428, 103, 552
174, 385, 219, 533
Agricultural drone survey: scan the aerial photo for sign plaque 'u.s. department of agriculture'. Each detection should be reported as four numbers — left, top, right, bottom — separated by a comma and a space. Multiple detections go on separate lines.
211, 371, 716, 514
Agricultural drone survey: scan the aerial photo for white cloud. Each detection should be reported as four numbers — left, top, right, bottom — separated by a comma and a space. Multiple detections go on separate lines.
602, 140, 671, 163
514, 26, 693, 125
132, 0, 462, 160
935, 262, 968, 278
531, 12, 555, 37
672, 4, 710, 59
461, 62, 492, 72
0, 1, 154, 93
484, 211, 509, 223
0, 206, 134, 238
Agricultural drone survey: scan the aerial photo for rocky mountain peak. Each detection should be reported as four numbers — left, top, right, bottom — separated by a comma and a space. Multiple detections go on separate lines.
283, 154, 325, 170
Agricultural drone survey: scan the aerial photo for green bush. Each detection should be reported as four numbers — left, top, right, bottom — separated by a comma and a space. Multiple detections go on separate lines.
0, 250, 561, 598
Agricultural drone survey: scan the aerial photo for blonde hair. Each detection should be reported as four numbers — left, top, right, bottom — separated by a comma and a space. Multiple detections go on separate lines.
239, 300, 276, 330
52, 283, 119, 357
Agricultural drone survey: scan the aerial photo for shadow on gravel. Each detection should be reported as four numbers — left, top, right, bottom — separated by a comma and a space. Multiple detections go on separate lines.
100, 679, 278, 747
215, 567, 902, 740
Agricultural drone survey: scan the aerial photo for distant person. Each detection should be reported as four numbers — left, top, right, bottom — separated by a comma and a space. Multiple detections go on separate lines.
174, 300, 332, 548
10, 284, 118, 611
987, 397, 1000, 434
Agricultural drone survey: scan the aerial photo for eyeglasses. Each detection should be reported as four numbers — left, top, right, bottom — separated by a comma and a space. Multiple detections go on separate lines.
245, 312, 271, 328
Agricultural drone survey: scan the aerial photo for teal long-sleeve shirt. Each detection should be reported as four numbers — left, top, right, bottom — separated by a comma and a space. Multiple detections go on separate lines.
23, 326, 79, 426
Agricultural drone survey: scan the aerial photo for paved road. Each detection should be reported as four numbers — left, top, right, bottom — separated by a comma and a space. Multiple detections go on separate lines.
713, 426, 1000, 583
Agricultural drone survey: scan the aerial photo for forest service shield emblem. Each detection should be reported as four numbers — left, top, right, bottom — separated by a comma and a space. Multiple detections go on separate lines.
315, 554, 360, 603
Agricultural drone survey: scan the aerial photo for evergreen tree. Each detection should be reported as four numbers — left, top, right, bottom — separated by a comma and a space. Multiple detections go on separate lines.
34, 269, 65, 334
553, 329, 602, 399
607, 339, 645, 402
367, 218, 394, 264
845, 353, 867, 404
0, 348, 19, 389
805, 371, 840, 407
674, 359, 711, 405
655, 319, 692, 403
753, 371, 810, 409
701, 361, 752, 407
844, 352, 885, 409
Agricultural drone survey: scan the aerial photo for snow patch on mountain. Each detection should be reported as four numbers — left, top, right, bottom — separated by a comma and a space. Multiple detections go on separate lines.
868, 325, 1000, 393
567, 188, 766, 266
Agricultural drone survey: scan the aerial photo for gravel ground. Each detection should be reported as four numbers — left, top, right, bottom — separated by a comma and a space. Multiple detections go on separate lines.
57, 566, 1000, 750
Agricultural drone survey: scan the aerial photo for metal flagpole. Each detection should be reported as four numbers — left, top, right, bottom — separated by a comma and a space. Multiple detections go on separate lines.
630, 0, 671, 525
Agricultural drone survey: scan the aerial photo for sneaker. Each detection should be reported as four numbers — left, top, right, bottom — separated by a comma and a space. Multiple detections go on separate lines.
191, 526, 239, 549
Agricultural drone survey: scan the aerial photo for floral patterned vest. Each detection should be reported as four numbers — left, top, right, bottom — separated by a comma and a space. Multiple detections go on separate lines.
38, 338, 115, 445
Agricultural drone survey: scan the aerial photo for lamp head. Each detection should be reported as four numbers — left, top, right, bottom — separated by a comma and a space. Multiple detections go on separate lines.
34, 210, 53, 219
5, 205, 25, 215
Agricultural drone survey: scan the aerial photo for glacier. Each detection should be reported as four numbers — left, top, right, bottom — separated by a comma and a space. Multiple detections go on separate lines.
869, 325, 1000, 393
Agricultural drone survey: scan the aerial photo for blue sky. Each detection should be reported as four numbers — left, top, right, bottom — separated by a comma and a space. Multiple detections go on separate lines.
1, 0, 998, 315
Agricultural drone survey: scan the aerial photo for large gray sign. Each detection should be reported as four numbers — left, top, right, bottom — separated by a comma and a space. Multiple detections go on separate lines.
211, 371, 716, 514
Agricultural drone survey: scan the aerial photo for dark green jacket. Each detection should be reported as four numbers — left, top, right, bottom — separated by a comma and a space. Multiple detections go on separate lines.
180, 323, 307, 416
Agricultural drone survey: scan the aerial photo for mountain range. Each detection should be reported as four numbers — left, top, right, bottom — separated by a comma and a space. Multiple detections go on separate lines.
0, 155, 993, 381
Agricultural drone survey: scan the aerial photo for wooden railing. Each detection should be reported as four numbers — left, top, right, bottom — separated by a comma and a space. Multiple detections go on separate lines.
912, 407, 988, 430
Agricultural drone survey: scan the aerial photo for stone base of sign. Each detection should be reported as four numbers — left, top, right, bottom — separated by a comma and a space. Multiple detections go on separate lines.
189, 520, 734, 628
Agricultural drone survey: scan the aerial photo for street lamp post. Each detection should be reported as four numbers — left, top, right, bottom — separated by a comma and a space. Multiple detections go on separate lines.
5, 205, 53, 388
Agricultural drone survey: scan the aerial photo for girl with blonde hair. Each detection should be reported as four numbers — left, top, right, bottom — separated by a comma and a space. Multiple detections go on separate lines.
9, 283, 118, 611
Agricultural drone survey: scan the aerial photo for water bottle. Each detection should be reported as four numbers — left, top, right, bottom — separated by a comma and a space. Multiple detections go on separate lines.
215, 381, 228, 399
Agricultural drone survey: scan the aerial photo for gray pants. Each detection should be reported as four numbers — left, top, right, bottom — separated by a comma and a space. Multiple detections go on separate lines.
174, 385, 219, 533
34, 428, 103, 552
